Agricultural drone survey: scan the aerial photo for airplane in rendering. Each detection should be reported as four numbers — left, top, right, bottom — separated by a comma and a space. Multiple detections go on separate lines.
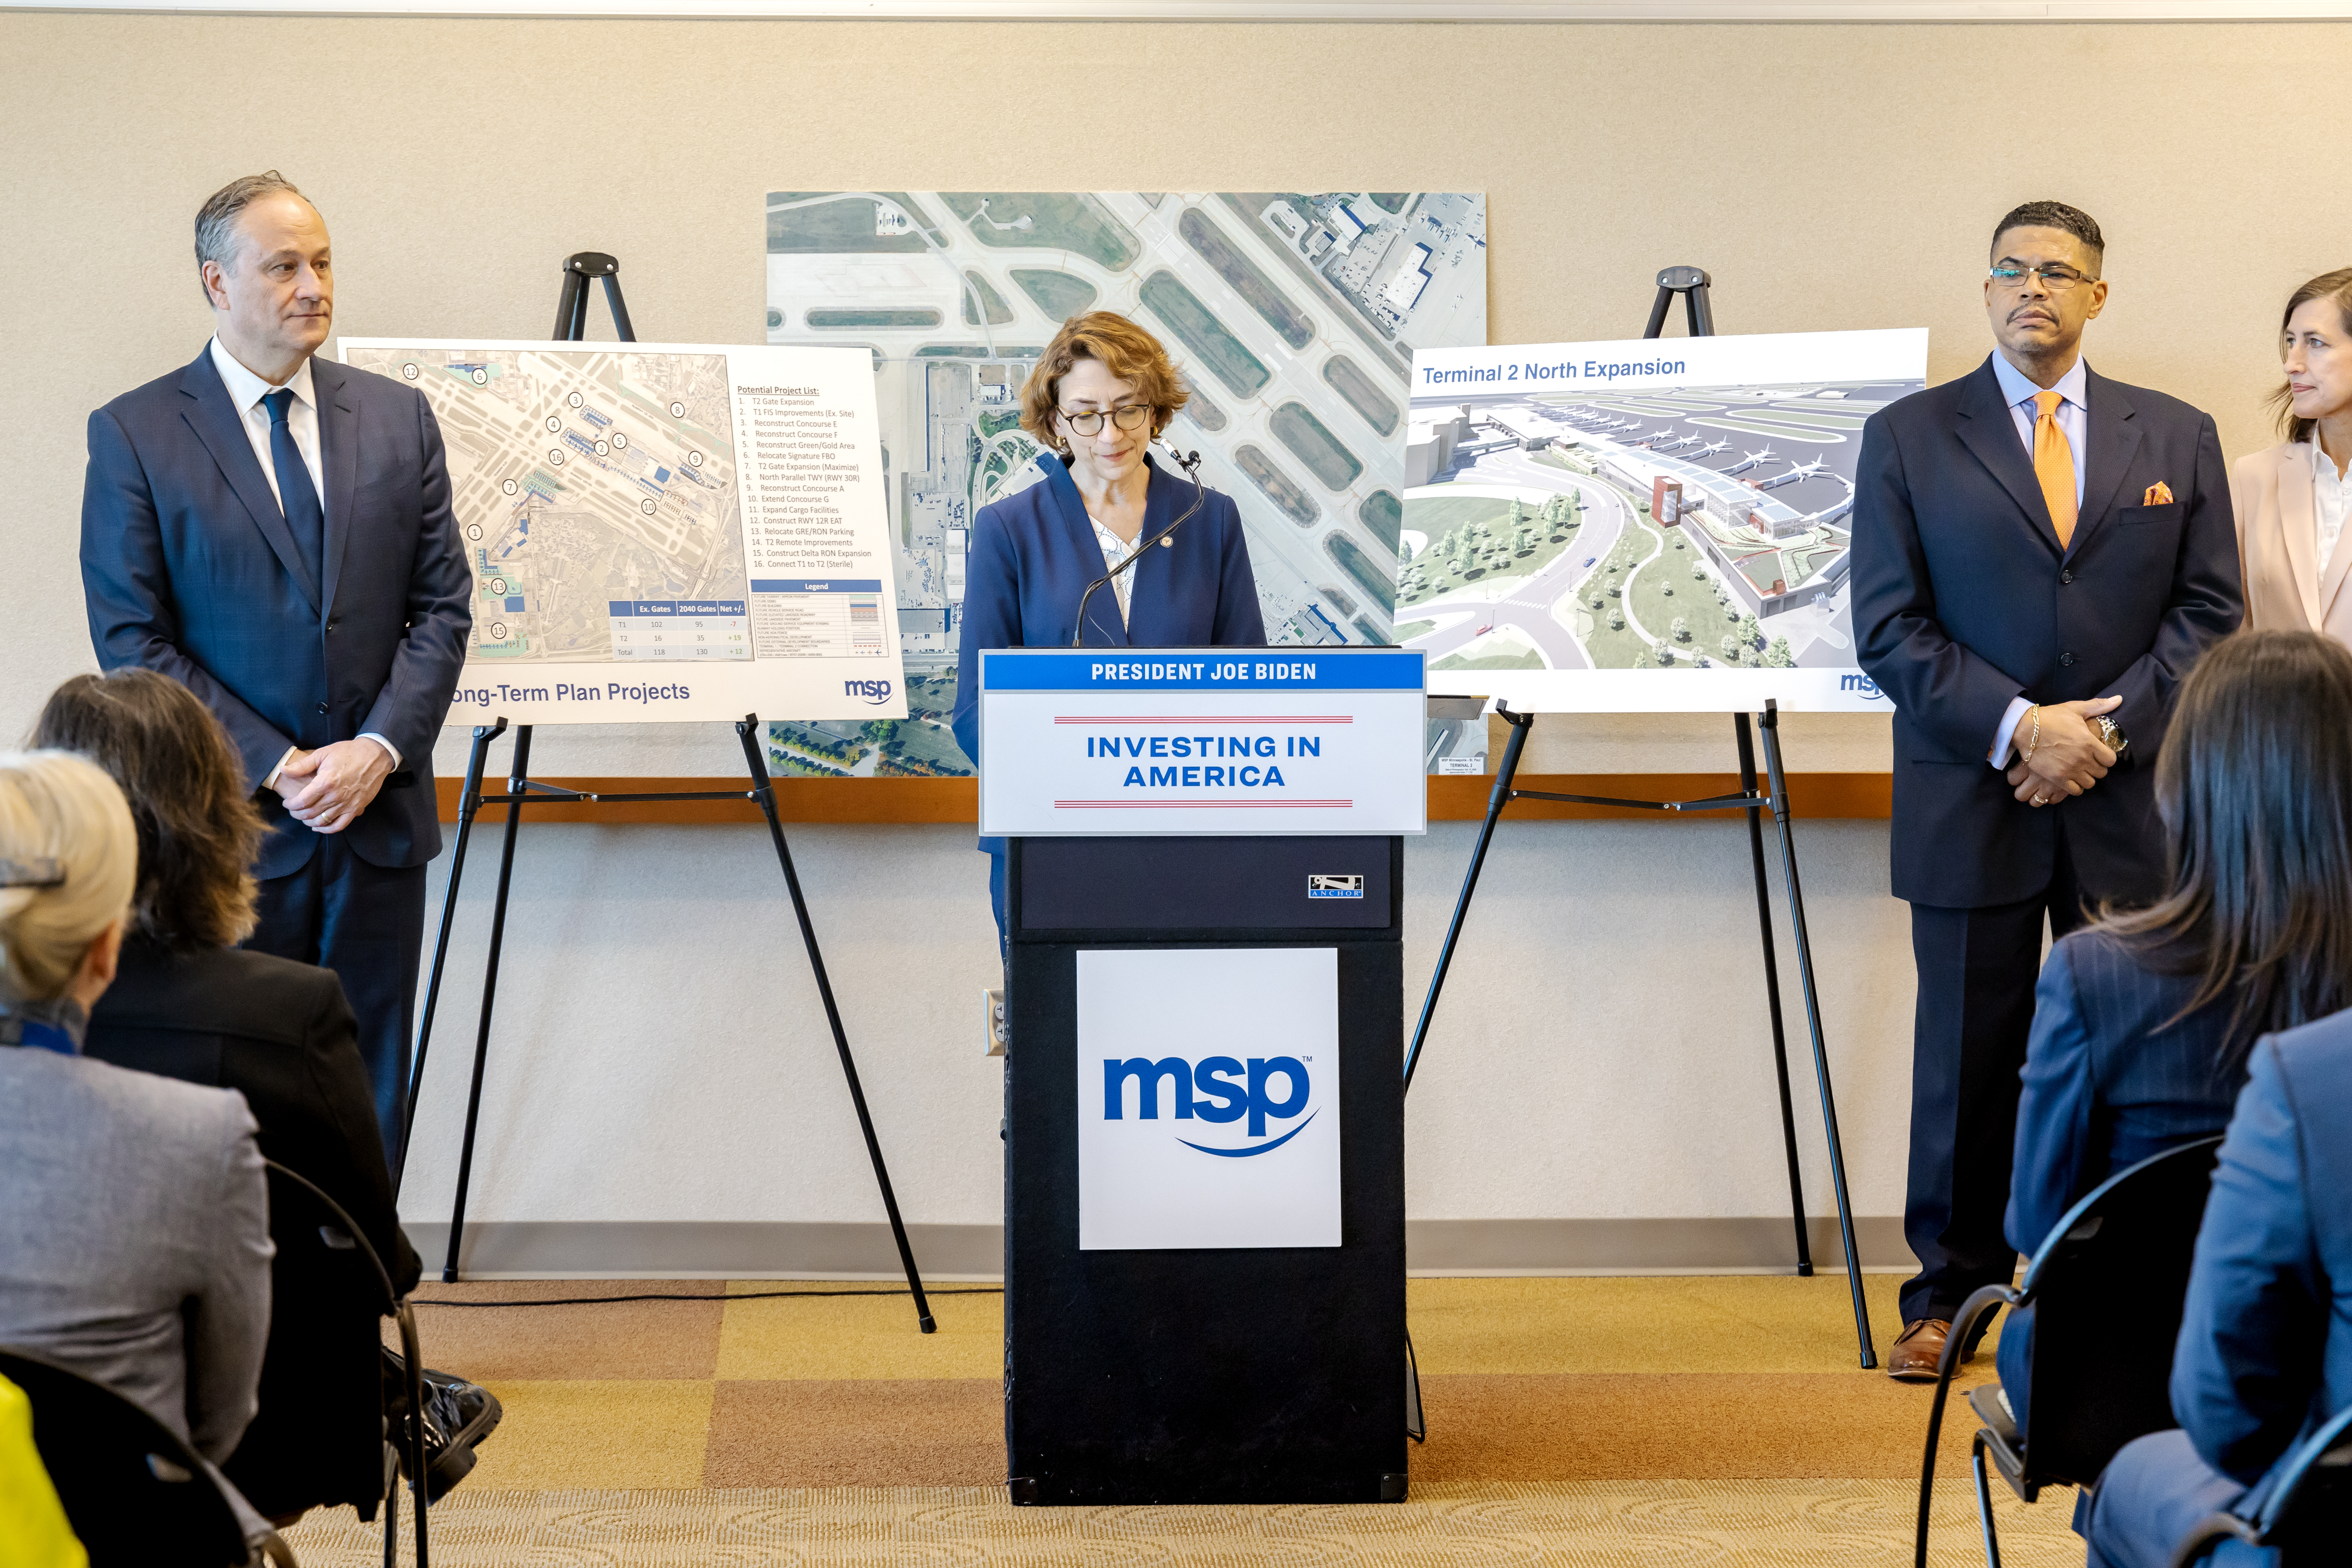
1781, 455, 1829, 481
1723, 446, 1776, 476
1695, 439, 1731, 458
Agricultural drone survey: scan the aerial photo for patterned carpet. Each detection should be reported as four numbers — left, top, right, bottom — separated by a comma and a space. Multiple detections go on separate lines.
280, 1275, 2086, 1565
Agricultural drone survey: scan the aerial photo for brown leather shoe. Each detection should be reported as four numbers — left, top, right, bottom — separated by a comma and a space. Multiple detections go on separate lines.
1888, 1317, 1956, 1382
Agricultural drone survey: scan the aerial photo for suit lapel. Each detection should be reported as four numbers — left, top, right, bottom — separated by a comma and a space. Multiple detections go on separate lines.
2068, 367, 2143, 563
313, 358, 360, 614
1954, 360, 2063, 558
2276, 444, 2324, 627
1042, 455, 1130, 648
178, 350, 321, 613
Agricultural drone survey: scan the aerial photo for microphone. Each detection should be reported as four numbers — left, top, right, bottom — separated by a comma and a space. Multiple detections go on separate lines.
1069, 443, 1208, 649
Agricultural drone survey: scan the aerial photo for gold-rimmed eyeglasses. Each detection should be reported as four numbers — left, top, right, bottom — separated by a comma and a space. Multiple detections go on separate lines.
1989, 263, 2096, 292
1059, 403, 1154, 436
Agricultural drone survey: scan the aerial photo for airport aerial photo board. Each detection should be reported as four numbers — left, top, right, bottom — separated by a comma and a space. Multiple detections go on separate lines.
340, 339, 907, 728
764, 190, 1488, 777
1401, 329, 1929, 713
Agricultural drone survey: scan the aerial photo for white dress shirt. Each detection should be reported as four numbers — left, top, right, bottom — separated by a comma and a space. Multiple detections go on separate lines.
2311, 434, 2352, 590
205, 338, 400, 782
1986, 352, 2091, 769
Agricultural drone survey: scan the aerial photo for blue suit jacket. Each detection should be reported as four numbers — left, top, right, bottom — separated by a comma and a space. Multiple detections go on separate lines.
2169, 1018, 2352, 1497
2006, 928, 2251, 1259
81, 349, 472, 879
949, 452, 1267, 774
1853, 355, 2241, 908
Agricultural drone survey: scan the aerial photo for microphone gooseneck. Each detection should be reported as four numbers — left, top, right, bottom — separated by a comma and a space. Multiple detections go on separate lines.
1069, 445, 1207, 649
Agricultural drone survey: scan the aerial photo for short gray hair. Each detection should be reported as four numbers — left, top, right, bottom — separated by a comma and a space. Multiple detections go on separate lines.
194, 170, 308, 303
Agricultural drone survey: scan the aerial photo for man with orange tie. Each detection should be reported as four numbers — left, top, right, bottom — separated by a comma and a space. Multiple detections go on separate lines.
1853, 201, 2241, 1380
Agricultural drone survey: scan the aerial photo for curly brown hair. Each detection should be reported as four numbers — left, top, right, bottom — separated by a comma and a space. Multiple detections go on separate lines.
31, 669, 264, 951
1019, 311, 1188, 455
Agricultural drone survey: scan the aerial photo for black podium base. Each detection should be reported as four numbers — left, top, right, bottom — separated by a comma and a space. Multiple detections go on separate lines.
1003, 836, 1407, 1504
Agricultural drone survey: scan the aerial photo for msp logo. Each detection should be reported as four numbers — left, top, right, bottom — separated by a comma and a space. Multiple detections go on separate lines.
1839, 673, 1886, 701
1103, 1055, 1314, 1156
844, 678, 894, 704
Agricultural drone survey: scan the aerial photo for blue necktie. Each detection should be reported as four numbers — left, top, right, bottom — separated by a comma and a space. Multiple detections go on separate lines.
263, 387, 325, 600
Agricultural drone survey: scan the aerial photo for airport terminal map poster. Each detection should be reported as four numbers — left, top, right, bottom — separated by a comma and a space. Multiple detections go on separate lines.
1401, 329, 1929, 713
339, 339, 907, 730
764, 190, 1488, 777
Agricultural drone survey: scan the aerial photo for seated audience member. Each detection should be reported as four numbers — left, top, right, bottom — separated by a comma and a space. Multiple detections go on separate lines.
2082, 1014, 2352, 1567
36, 669, 420, 1285
0, 749, 273, 1474
33, 669, 424, 1517
1999, 629, 2352, 1436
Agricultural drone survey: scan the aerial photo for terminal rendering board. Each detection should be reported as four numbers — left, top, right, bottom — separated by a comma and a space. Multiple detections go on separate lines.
340, 339, 907, 727
1402, 329, 1929, 713
764, 190, 1487, 776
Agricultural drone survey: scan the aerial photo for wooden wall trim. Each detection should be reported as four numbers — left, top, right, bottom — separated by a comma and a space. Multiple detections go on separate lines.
434, 772, 1893, 825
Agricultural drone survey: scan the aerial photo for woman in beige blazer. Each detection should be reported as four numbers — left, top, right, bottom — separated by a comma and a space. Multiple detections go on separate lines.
2234, 269, 2352, 641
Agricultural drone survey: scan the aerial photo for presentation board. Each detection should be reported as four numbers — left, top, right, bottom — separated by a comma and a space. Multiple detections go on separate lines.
1402, 329, 1929, 713
764, 190, 1487, 776
340, 339, 907, 729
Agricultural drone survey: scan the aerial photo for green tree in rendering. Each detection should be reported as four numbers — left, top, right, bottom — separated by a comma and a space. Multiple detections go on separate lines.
1672, 616, 1690, 643
1765, 637, 1794, 668
1656, 644, 1676, 666
1608, 609, 1624, 631
1691, 560, 1707, 581
1721, 634, 1741, 659
1507, 498, 1524, 527
1738, 613, 1761, 647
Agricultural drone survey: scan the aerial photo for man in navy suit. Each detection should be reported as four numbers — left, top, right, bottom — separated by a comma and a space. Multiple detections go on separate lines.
2081, 1016, 2352, 1565
81, 171, 471, 1162
1854, 201, 2242, 1378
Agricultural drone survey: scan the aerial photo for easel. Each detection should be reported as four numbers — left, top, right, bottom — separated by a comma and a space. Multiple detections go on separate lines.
1403, 266, 1875, 1368
398, 252, 936, 1332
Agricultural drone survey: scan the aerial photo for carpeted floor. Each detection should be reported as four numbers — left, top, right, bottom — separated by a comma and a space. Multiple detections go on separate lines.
282, 1275, 2086, 1564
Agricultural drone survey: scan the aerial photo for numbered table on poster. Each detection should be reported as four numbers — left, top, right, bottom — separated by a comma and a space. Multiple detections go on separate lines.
606, 599, 750, 661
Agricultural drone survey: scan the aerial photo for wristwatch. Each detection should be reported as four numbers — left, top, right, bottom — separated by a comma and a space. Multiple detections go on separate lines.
2093, 715, 2130, 758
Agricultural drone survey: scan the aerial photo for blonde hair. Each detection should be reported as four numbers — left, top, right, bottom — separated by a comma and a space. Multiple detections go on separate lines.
0, 751, 138, 1005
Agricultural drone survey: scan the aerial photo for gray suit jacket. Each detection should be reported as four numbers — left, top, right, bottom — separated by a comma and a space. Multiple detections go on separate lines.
0, 1046, 273, 1462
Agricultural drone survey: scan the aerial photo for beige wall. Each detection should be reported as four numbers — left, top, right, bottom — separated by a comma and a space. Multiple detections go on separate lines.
3, 15, 2336, 1269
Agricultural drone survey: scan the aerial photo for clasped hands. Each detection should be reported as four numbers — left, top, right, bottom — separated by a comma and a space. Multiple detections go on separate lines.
273, 738, 393, 834
2004, 695, 2121, 808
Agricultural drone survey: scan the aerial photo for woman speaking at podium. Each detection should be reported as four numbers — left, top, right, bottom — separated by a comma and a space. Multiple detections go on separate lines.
952, 311, 1266, 955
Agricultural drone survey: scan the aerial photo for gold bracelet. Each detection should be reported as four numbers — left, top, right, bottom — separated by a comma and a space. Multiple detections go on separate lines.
2021, 705, 2042, 764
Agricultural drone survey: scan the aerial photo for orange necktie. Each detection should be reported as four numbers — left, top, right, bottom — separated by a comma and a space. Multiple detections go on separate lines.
2033, 390, 2078, 548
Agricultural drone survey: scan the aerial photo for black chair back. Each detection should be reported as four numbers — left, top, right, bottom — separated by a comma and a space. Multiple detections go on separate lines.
2020, 1135, 2223, 1486
0, 1346, 250, 1568
2262, 1402, 2352, 1559
221, 1163, 397, 1520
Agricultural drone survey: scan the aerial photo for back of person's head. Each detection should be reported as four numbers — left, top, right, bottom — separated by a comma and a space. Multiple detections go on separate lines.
2111, 629, 2352, 1056
0, 751, 138, 1006
30, 670, 264, 952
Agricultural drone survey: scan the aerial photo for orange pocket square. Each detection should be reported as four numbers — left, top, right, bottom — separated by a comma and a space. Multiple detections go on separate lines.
2143, 481, 2175, 505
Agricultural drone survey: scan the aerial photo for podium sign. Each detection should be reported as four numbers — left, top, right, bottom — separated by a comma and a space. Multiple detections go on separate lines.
978, 648, 1427, 837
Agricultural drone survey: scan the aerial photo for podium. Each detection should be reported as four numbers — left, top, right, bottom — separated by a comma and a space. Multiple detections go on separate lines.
980, 648, 1426, 1504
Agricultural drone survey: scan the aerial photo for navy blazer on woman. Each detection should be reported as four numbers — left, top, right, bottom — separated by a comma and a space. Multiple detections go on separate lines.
2083, 1018, 2352, 1567
1997, 927, 2251, 1433
1853, 356, 2241, 909
949, 451, 1267, 770
81, 349, 472, 881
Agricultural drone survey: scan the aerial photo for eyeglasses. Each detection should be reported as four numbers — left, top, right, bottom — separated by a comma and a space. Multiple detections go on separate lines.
1989, 263, 2096, 292
1059, 403, 1153, 436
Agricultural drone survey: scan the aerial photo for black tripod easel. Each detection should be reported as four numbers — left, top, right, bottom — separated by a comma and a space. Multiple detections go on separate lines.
397, 252, 935, 1332
1404, 265, 1876, 1368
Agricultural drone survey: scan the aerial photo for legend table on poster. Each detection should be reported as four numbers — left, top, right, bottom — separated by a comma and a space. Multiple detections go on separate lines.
751, 578, 889, 658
